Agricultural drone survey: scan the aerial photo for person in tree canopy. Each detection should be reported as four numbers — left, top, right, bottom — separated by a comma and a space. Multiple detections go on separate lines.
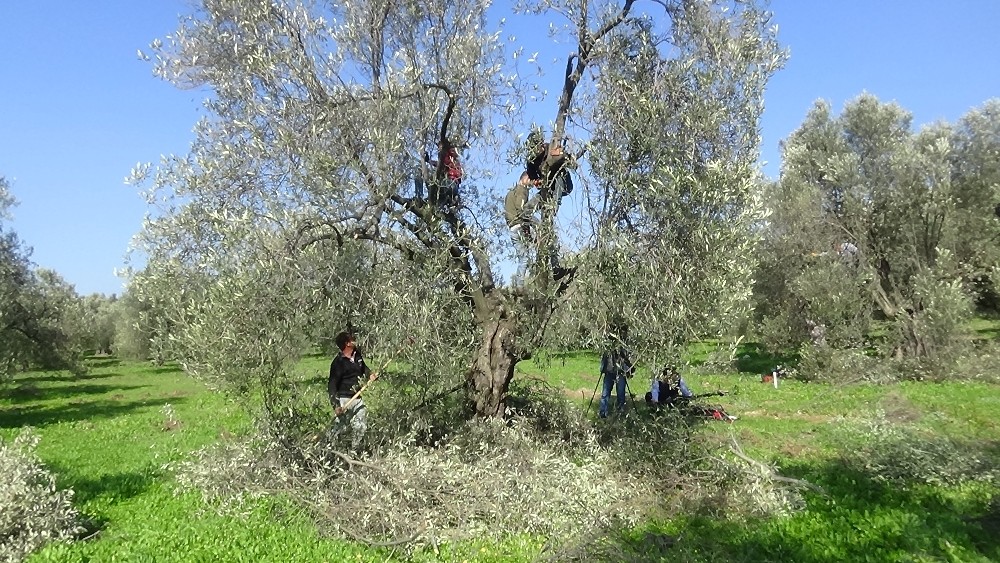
835, 240, 859, 266
427, 139, 463, 208
504, 172, 539, 288
523, 129, 575, 280
328, 331, 377, 449
524, 130, 574, 199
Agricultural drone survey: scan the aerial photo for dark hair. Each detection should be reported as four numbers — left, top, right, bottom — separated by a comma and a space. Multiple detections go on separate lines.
527, 129, 544, 146
335, 331, 353, 351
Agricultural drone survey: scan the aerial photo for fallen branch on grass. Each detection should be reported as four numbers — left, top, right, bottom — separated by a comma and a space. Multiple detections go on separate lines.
729, 437, 826, 495
338, 521, 428, 547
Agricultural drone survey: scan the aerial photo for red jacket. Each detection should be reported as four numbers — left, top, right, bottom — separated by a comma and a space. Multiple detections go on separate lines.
441, 147, 463, 182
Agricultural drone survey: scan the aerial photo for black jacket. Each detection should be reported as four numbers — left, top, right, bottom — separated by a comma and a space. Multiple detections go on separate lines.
328, 351, 371, 399
600, 347, 634, 378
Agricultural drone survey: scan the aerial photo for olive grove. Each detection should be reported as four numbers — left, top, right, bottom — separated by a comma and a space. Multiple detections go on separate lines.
131, 0, 784, 418
0, 177, 85, 381
754, 95, 1000, 379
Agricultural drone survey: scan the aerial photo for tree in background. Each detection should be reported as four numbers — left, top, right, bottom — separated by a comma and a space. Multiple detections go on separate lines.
756, 95, 1000, 376
107, 289, 157, 361
77, 293, 118, 355
950, 99, 1000, 312
0, 177, 84, 380
129, 0, 783, 418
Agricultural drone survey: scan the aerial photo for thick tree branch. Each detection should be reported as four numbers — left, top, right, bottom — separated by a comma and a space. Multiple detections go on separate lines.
552, 0, 637, 142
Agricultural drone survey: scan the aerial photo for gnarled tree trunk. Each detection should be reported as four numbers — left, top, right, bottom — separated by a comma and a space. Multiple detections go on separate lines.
467, 314, 521, 417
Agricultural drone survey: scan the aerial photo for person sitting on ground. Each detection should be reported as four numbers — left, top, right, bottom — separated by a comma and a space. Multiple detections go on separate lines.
646, 366, 734, 420
328, 331, 378, 449
646, 365, 693, 408
599, 328, 635, 418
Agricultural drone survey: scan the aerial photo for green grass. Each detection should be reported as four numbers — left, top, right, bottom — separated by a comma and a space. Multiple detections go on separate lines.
1, 360, 386, 562
969, 316, 1000, 340
3, 348, 1000, 562
518, 346, 999, 562
1, 359, 545, 562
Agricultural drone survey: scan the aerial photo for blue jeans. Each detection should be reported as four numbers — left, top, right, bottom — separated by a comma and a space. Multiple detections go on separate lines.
599, 372, 627, 418
678, 377, 693, 398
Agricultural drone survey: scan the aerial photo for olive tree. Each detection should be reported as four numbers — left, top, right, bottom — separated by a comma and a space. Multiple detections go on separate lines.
950, 99, 1000, 311
760, 94, 999, 362
73, 293, 118, 355
754, 175, 873, 353
131, 0, 783, 417
0, 177, 84, 380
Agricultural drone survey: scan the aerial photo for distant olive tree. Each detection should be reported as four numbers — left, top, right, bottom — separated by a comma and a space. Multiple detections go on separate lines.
75, 293, 118, 355
0, 177, 84, 381
757, 95, 1000, 369
950, 99, 1000, 312
130, 0, 783, 417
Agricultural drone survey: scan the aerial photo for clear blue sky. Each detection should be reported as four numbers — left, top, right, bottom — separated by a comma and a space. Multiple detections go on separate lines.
2, 1, 998, 296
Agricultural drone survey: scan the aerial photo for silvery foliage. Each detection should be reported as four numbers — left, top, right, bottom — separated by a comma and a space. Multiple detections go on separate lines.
754, 178, 873, 353
172, 414, 809, 550
0, 178, 85, 381
107, 290, 156, 361
127, 0, 784, 399
171, 383, 808, 549
171, 417, 658, 549
0, 428, 83, 562
705, 455, 806, 519
0, 177, 14, 221
795, 344, 892, 384
0, 176, 26, 382
834, 410, 999, 487
76, 294, 117, 355
129, 0, 795, 541
761, 95, 999, 365
129, 0, 504, 397
950, 99, 1000, 296
552, 1, 786, 361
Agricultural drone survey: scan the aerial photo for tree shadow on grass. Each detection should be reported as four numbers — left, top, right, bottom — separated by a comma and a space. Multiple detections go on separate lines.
0, 396, 185, 429
85, 357, 122, 369
48, 461, 161, 506
589, 456, 1000, 563
11, 371, 123, 385
45, 461, 163, 540
973, 324, 1000, 341
136, 365, 186, 376
2, 381, 150, 403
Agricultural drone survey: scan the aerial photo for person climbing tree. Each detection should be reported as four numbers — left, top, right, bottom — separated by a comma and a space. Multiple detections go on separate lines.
427, 139, 463, 208
525, 129, 573, 201
504, 172, 538, 288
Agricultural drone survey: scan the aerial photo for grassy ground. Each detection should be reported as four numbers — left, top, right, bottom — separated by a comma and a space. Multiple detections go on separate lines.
0, 360, 385, 562
3, 348, 999, 561
510, 346, 1000, 562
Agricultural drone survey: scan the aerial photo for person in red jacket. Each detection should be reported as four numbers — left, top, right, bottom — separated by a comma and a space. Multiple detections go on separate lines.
427, 140, 463, 208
